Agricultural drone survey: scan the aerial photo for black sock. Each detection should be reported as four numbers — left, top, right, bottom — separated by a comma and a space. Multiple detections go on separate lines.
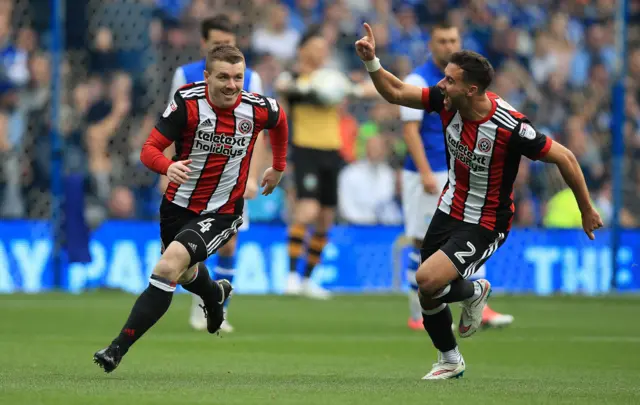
303, 232, 327, 279
112, 277, 174, 354
422, 304, 457, 352
434, 279, 475, 304
288, 224, 306, 273
181, 263, 222, 306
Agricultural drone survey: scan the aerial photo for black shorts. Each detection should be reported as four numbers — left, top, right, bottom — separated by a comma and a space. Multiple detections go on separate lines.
420, 209, 508, 279
291, 147, 343, 207
159, 198, 243, 267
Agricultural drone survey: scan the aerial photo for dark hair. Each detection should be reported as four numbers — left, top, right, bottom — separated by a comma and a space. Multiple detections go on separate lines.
201, 15, 234, 40
449, 50, 494, 92
206, 45, 244, 72
430, 21, 456, 35
298, 24, 323, 50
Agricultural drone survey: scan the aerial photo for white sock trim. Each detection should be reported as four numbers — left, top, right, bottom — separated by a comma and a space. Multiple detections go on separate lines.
433, 284, 451, 299
149, 277, 176, 292
214, 266, 235, 276
441, 347, 461, 364
422, 303, 446, 315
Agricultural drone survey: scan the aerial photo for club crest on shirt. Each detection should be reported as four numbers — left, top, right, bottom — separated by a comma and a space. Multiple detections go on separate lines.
238, 119, 253, 134
163, 100, 178, 118
519, 123, 536, 140
478, 137, 492, 153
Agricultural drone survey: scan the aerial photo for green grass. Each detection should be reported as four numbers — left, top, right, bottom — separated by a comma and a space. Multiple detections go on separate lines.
1, 293, 639, 405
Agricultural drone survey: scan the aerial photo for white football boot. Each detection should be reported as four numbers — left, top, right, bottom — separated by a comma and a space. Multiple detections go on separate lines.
220, 309, 234, 333
284, 272, 302, 295
189, 295, 208, 331
301, 278, 331, 300
482, 306, 514, 328
422, 353, 465, 380
458, 279, 492, 338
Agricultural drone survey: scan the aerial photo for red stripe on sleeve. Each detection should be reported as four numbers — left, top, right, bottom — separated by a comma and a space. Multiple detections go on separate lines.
140, 128, 174, 175
421, 87, 431, 111
533, 137, 553, 160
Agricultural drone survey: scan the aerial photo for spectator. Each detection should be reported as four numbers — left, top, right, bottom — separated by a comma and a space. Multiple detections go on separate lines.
570, 23, 616, 88
85, 71, 132, 203
88, 27, 119, 77
252, 2, 301, 62
338, 136, 401, 225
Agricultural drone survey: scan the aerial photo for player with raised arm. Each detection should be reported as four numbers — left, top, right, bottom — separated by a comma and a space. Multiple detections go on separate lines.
93, 45, 288, 373
400, 21, 513, 331
355, 23, 603, 379
168, 14, 266, 333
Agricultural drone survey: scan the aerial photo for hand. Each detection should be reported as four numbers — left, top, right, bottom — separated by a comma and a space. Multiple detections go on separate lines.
243, 177, 258, 199
274, 72, 293, 93
167, 159, 192, 185
582, 205, 604, 240
260, 167, 283, 196
421, 172, 440, 195
355, 23, 376, 62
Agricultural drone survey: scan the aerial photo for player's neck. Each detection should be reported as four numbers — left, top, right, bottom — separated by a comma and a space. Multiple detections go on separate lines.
459, 94, 493, 122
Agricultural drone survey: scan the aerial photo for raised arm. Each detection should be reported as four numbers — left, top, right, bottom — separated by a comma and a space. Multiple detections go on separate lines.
355, 23, 425, 109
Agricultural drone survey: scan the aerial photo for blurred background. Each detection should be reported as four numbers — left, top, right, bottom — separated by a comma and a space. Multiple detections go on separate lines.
0, 0, 639, 295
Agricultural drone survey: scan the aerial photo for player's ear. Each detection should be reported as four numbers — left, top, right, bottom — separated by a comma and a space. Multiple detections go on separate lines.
203, 70, 210, 81
466, 84, 478, 97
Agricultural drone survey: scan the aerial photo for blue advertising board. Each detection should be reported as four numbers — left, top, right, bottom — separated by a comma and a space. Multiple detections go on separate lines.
0, 220, 638, 295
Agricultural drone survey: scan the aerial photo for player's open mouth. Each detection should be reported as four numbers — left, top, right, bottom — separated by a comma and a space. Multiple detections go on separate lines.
443, 95, 451, 108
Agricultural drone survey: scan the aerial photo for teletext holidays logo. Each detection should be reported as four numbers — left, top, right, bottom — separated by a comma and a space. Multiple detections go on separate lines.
194, 131, 248, 158
447, 137, 488, 171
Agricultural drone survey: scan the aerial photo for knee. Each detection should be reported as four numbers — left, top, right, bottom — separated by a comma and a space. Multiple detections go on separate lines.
295, 200, 320, 224
415, 269, 444, 299
315, 208, 335, 232
154, 242, 191, 281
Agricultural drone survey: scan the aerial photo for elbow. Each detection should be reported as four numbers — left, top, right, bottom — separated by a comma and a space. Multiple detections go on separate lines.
562, 149, 579, 169
385, 88, 402, 105
139, 143, 151, 167
555, 148, 578, 173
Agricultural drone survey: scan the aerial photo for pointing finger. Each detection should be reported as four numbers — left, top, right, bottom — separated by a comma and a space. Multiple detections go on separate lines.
363, 22, 373, 38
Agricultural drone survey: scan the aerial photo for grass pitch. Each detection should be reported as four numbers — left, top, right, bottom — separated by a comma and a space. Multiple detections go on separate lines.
1, 292, 639, 405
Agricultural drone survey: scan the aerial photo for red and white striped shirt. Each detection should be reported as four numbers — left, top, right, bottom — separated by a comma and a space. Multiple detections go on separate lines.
141, 81, 288, 215
421, 86, 552, 232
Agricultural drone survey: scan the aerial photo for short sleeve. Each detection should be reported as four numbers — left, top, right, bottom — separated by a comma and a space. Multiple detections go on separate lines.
155, 91, 188, 141
399, 73, 428, 122
511, 120, 553, 161
422, 86, 445, 113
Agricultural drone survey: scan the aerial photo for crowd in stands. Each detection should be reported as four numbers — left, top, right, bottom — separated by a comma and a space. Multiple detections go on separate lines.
1, 0, 639, 229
